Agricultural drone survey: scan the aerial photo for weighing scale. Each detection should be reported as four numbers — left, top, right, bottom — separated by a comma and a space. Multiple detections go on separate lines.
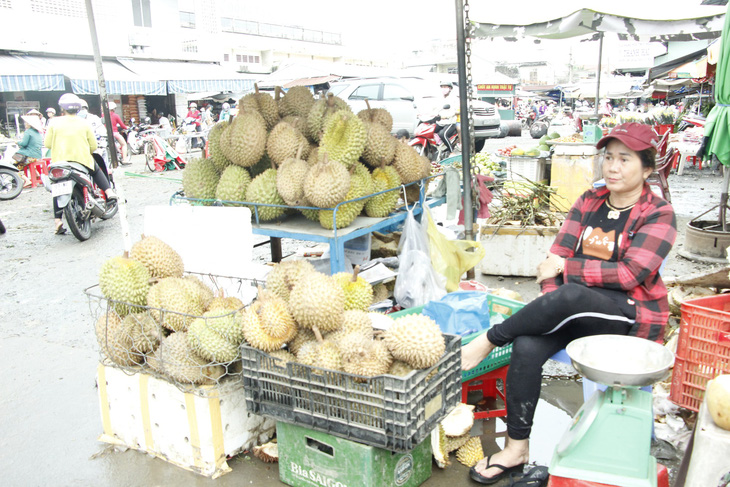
549, 335, 675, 487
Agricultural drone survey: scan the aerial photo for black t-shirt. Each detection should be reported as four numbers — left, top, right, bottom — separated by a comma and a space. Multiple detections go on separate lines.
576, 199, 632, 262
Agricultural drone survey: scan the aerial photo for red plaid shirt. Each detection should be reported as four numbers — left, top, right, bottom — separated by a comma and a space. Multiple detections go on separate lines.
541, 184, 677, 342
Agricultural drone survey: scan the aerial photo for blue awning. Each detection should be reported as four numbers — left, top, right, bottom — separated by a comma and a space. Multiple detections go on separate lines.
117, 58, 256, 94
0, 55, 65, 91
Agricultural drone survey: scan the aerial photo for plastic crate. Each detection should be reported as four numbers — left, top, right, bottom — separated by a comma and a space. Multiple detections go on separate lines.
390, 294, 526, 383
669, 294, 730, 412
240, 334, 461, 452
507, 156, 547, 182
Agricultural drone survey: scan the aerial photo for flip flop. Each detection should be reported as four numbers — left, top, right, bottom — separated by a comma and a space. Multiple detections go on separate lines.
469, 456, 526, 485
55, 224, 66, 235
508, 466, 549, 487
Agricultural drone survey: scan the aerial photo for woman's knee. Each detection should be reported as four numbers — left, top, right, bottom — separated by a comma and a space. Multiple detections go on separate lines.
511, 336, 550, 367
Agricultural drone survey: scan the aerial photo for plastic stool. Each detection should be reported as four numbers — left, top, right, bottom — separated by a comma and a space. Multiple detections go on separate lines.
461, 365, 508, 419
546, 463, 669, 487
686, 155, 703, 170
23, 158, 49, 188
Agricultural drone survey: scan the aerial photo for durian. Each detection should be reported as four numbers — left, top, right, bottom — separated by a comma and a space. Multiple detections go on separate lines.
324, 309, 373, 346
182, 157, 221, 204
431, 425, 450, 469
303, 156, 351, 208
286, 327, 316, 355
220, 110, 267, 168
388, 360, 416, 377
455, 437, 484, 468
98, 256, 151, 317
147, 277, 206, 332
207, 121, 232, 172
215, 165, 252, 206
361, 120, 396, 167
265, 260, 317, 304
239, 85, 280, 130
95, 313, 142, 366
331, 266, 373, 311
441, 403, 475, 437
288, 272, 344, 332
384, 314, 445, 369
318, 163, 372, 229
296, 333, 343, 372
339, 333, 392, 379
147, 332, 225, 385
253, 439, 279, 463
365, 164, 401, 218
241, 294, 297, 352
306, 92, 351, 142
246, 168, 286, 222
266, 121, 309, 167
276, 144, 309, 206
445, 433, 471, 453
129, 235, 184, 279
278, 85, 315, 118
122, 312, 163, 354
187, 311, 242, 363
320, 111, 366, 168
358, 102, 394, 133
393, 140, 430, 184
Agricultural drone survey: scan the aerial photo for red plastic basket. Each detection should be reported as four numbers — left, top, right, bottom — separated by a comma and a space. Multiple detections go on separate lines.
669, 294, 730, 412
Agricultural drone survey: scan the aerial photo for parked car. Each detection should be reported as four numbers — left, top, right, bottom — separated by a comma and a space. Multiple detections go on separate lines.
327, 77, 500, 152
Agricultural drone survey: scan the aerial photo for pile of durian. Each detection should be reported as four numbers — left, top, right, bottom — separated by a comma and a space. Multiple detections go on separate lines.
182, 85, 432, 229
245, 259, 447, 382
94, 236, 448, 387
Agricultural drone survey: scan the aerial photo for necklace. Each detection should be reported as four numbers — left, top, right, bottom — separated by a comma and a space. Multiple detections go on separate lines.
605, 198, 636, 220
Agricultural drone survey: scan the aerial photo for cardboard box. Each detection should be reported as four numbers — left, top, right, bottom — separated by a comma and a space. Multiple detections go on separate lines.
96, 364, 276, 478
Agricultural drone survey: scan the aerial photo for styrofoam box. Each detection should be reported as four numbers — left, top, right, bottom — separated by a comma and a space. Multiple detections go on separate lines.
96, 364, 276, 478
479, 225, 559, 277
684, 399, 730, 487
507, 156, 547, 182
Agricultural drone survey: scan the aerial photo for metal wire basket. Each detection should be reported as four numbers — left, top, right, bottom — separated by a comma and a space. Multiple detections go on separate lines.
85, 272, 263, 397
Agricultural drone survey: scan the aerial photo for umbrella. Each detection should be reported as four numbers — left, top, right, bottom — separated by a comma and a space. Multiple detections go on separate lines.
700, 4, 730, 229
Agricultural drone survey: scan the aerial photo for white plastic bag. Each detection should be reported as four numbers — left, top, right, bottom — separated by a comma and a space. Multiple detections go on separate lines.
394, 203, 446, 309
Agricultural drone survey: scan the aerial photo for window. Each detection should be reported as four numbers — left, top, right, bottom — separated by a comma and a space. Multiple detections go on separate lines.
253, 55, 260, 63
223, 53, 229, 62
180, 11, 195, 28
131, 0, 151, 27
350, 84, 381, 101
382, 84, 412, 101
236, 54, 242, 63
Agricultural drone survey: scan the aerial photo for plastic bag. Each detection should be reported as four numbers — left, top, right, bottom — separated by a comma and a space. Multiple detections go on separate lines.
394, 203, 446, 309
422, 291, 491, 337
425, 206, 486, 292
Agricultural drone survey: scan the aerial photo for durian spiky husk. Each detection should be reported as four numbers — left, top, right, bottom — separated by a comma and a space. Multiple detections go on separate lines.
324, 309, 373, 347
246, 168, 286, 222
318, 163, 373, 230
362, 121, 396, 168
98, 256, 151, 317
384, 314, 445, 369
339, 334, 393, 379
432, 425, 450, 469
365, 165, 401, 218
445, 433, 471, 453
388, 360, 416, 377
303, 157, 351, 209
320, 111, 366, 168
393, 140, 430, 184
253, 440, 279, 463
208, 121, 233, 172
286, 328, 316, 355
239, 86, 280, 130
278, 85, 315, 118
187, 316, 240, 363
276, 145, 309, 206
441, 403, 476, 437
297, 339, 343, 372
288, 272, 344, 332
182, 157, 221, 204
95, 312, 144, 366
331, 267, 373, 311
306, 93, 351, 143
147, 332, 225, 385
256, 289, 297, 340
265, 260, 317, 304
266, 121, 309, 167
147, 277, 207, 332
215, 165, 252, 206
220, 110, 268, 168
357, 107, 393, 133
241, 299, 297, 352
129, 235, 185, 279
455, 437, 484, 468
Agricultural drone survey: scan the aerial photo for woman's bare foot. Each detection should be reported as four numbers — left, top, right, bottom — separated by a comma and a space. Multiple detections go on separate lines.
473, 438, 529, 480
461, 332, 495, 371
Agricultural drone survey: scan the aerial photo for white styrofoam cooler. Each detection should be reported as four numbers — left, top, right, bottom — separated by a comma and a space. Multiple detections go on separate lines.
96, 364, 276, 478
684, 399, 730, 487
479, 225, 559, 277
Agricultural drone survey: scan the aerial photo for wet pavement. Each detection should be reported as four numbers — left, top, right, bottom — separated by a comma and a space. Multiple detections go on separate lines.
0, 137, 722, 486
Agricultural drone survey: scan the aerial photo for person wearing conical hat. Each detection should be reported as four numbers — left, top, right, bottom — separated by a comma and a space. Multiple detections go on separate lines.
13, 115, 44, 187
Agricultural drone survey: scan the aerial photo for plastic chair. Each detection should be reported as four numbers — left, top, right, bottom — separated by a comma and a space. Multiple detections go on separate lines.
646, 147, 675, 202
461, 365, 509, 419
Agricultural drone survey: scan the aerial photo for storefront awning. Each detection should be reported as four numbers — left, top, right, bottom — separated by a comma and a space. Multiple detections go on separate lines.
117, 58, 255, 94
0, 55, 64, 92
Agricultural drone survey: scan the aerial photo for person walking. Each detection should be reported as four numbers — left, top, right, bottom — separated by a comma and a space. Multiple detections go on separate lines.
107, 102, 130, 165
44, 93, 116, 234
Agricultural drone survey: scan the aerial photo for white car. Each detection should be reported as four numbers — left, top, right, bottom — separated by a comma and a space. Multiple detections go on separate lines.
327, 77, 500, 152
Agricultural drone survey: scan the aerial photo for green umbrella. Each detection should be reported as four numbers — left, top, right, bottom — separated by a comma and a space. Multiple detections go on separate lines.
702, 5, 730, 229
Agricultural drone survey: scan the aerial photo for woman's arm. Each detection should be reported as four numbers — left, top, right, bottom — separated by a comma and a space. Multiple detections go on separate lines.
18, 131, 31, 149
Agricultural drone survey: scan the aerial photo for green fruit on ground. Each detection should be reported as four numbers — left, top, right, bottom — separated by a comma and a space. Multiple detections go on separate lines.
365, 165, 401, 217
537, 144, 550, 151
239, 85, 280, 130
549, 132, 561, 139
129, 235, 184, 279
331, 266, 374, 311
246, 168, 286, 222
182, 157, 221, 204
147, 277, 207, 332
303, 157, 351, 209
320, 111, 366, 168
266, 121, 309, 167
220, 111, 268, 168
147, 332, 225, 385
306, 93, 351, 142
289, 272, 345, 332
278, 85, 315, 118
208, 121, 232, 172
215, 165, 252, 206
99, 256, 151, 317
319, 163, 373, 229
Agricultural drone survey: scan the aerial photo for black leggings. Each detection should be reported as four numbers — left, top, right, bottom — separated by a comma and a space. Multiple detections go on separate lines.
438, 124, 457, 151
486, 283, 635, 440
53, 161, 110, 218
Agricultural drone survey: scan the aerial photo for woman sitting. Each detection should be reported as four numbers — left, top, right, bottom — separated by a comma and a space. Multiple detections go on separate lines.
461, 122, 677, 484
13, 115, 44, 187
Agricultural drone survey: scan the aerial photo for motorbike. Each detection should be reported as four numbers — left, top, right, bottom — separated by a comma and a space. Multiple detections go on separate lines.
126, 118, 154, 155
409, 111, 459, 163
47, 153, 118, 241
0, 143, 25, 201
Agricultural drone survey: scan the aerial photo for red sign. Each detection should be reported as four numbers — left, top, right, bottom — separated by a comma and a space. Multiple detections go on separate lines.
477, 84, 514, 91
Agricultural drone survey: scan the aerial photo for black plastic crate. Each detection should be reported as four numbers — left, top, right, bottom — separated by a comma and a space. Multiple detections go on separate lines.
240, 334, 461, 452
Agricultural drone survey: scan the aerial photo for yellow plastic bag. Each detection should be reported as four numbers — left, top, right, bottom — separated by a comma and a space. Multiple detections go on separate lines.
425, 207, 485, 292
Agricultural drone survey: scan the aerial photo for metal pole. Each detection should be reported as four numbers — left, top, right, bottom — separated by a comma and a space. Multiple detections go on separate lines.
85, 0, 132, 252
455, 0, 473, 242
595, 32, 604, 117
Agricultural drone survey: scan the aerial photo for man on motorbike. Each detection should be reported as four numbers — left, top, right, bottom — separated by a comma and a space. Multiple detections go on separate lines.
44, 93, 116, 234
436, 81, 459, 154
107, 101, 130, 165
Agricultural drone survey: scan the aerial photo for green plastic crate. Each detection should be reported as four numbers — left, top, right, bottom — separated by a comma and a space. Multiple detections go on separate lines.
277, 422, 432, 487
390, 294, 526, 382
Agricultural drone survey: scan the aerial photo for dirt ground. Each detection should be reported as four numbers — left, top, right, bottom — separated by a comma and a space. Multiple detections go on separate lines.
0, 141, 726, 486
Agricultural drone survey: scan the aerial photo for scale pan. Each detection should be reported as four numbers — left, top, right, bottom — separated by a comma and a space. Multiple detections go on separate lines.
566, 335, 674, 387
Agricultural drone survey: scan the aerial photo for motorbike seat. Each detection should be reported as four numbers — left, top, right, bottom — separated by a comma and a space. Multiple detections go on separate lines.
49, 160, 91, 175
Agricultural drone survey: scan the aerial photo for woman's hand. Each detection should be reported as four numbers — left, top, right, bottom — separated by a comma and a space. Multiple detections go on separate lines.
536, 251, 565, 284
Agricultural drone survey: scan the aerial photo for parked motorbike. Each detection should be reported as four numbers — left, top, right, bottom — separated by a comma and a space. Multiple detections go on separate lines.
0, 144, 24, 200
47, 153, 117, 241
127, 117, 153, 155
409, 112, 459, 162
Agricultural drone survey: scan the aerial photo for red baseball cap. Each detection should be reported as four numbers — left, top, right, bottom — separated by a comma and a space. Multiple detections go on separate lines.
596, 122, 659, 152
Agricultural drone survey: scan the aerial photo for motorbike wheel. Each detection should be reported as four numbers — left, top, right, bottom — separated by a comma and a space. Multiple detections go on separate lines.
530, 122, 548, 139
0, 168, 23, 200
64, 190, 92, 241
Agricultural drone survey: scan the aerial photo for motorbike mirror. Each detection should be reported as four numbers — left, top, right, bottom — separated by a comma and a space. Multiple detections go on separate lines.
401, 95, 414, 102
443, 104, 450, 109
